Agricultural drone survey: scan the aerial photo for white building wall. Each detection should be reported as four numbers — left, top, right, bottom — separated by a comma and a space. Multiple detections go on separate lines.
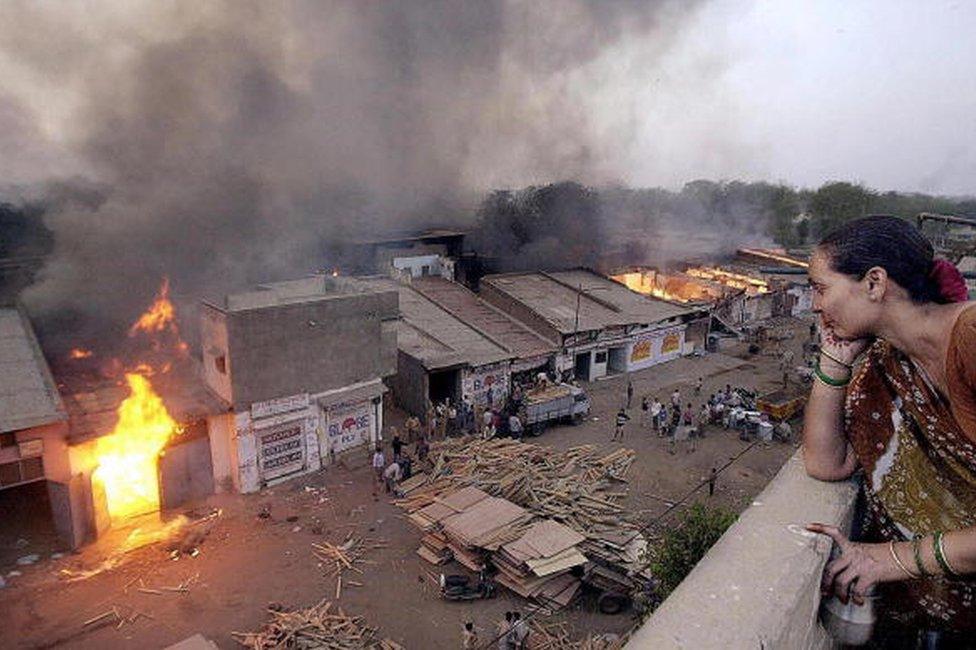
321, 399, 375, 459
625, 324, 686, 372
392, 254, 442, 279
461, 362, 511, 406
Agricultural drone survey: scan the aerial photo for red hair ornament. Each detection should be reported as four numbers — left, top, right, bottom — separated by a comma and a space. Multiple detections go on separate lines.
929, 259, 969, 303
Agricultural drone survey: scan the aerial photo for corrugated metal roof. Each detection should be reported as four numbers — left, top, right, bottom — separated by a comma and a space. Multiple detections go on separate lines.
0, 307, 67, 433
62, 367, 230, 444
409, 277, 557, 359
483, 269, 701, 335
396, 284, 512, 370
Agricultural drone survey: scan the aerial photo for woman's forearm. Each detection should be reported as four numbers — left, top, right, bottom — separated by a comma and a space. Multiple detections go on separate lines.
887, 526, 976, 579
803, 357, 855, 480
945, 527, 976, 575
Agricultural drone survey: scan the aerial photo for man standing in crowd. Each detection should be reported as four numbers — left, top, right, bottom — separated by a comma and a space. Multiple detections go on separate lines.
371, 446, 385, 488
612, 408, 631, 441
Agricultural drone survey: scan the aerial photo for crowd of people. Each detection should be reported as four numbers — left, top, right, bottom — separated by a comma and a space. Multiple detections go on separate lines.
615, 379, 790, 453
372, 377, 552, 495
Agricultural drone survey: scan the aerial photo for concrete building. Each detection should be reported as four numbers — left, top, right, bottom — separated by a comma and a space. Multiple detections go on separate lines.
200, 275, 397, 492
0, 305, 78, 547
335, 229, 466, 277
388, 280, 515, 418
480, 269, 709, 382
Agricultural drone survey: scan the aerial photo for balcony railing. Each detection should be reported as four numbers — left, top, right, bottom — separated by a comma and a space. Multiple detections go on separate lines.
626, 450, 858, 649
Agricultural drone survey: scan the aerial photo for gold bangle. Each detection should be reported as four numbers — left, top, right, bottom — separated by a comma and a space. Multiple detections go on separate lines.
889, 540, 919, 579
820, 348, 853, 370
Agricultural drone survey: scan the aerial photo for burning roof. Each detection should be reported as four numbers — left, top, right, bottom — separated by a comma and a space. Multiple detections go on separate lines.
611, 265, 771, 304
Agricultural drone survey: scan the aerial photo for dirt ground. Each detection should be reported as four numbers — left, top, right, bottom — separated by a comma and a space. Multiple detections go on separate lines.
1, 317, 814, 649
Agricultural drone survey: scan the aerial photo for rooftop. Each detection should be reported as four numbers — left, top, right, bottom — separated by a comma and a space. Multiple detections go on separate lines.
394, 281, 513, 371
409, 277, 557, 358
482, 269, 701, 335
0, 306, 67, 433
57, 359, 230, 444
61, 366, 229, 444
211, 275, 393, 313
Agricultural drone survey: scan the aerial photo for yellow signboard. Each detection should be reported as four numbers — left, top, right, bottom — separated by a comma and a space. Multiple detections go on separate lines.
662, 332, 681, 355
630, 339, 652, 363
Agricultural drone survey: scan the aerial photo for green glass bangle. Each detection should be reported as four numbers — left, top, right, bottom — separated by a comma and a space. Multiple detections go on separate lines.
814, 359, 850, 388
913, 535, 931, 578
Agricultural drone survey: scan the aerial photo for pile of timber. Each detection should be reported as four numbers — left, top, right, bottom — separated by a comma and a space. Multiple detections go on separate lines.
233, 600, 386, 649
398, 438, 649, 608
493, 519, 588, 609
399, 438, 636, 532
411, 486, 533, 570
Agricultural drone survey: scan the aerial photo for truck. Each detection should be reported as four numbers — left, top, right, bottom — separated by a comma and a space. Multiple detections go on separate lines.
756, 387, 807, 422
521, 382, 590, 435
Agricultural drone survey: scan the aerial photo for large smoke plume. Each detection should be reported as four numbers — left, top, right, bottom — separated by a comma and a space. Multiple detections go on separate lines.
0, 0, 705, 354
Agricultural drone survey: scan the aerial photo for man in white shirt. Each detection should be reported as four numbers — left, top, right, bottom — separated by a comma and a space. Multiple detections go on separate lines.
650, 398, 662, 433
371, 447, 385, 488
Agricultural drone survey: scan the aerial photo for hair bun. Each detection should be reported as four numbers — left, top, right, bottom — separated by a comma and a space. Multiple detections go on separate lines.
929, 259, 969, 303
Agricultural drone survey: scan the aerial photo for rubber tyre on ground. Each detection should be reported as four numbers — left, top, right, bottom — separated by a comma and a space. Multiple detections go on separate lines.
597, 592, 631, 615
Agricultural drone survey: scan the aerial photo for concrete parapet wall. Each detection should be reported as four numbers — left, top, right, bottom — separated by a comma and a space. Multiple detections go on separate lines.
626, 450, 857, 649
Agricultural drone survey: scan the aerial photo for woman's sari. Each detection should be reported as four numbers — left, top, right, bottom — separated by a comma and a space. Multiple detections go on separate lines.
845, 337, 976, 631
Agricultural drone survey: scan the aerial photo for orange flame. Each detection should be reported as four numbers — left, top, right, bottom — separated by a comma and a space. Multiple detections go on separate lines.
614, 266, 770, 303
92, 372, 177, 520
612, 271, 691, 303
684, 266, 769, 294
69, 348, 93, 360
129, 278, 177, 337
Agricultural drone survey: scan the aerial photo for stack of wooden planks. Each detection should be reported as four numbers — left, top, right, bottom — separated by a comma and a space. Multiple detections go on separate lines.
397, 437, 650, 609
493, 519, 587, 609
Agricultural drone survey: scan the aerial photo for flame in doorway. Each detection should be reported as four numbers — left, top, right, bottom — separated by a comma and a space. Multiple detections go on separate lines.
92, 372, 178, 520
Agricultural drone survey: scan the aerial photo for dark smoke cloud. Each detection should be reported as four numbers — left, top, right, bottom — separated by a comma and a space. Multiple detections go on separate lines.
0, 0, 704, 354
470, 180, 780, 273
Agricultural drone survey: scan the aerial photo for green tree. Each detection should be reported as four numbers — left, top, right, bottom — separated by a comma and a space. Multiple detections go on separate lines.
647, 502, 737, 599
809, 182, 875, 237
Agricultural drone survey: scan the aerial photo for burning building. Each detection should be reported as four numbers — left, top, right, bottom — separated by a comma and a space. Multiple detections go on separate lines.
200, 275, 397, 492
479, 269, 710, 382
1, 293, 226, 550
611, 249, 811, 330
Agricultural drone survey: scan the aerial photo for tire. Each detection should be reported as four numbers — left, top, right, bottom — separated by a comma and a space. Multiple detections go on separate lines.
598, 592, 631, 615
443, 575, 469, 588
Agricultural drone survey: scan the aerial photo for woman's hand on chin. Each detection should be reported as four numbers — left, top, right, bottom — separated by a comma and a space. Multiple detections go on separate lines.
819, 315, 871, 365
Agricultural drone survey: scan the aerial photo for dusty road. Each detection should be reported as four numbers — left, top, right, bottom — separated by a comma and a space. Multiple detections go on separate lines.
1, 323, 811, 649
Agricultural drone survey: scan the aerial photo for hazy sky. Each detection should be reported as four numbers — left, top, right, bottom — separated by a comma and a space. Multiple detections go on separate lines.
1, 0, 973, 349
1, 0, 974, 195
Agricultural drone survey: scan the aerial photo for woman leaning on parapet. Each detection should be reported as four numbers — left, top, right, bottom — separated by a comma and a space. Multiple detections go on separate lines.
801, 215, 975, 644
